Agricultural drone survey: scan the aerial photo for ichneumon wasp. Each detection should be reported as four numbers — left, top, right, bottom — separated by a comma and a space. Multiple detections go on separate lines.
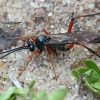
0, 12, 100, 77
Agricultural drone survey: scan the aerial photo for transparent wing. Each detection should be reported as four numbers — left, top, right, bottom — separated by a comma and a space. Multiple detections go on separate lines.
46, 31, 100, 45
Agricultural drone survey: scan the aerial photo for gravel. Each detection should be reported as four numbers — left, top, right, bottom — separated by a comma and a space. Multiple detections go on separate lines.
0, 0, 100, 100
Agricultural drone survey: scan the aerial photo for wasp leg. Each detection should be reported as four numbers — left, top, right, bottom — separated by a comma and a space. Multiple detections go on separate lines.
43, 29, 50, 35
45, 46, 53, 51
18, 49, 41, 77
75, 42, 100, 58
44, 46, 57, 80
30, 36, 36, 42
42, 21, 50, 35
68, 17, 74, 33
68, 12, 100, 33
57, 44, 74, 51
18, 51, 35, 77
16, 35, 31, 40
4, 35, 30, 40
43, 21, 49, 28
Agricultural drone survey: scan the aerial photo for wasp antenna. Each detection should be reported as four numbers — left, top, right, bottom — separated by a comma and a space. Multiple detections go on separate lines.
0, 51, 16, 59
0, 46, 29, 59
0, 46, 28, 54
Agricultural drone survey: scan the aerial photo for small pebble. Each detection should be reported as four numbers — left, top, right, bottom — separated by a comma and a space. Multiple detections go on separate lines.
50, 25, 55, 28
60, 28, 67, 33
48, 12, 53, 17
29, 67, 34, 72
2, 59, 7, 63
31, 63, 37, 68
73, 22, 81, 31
43, 60, 49, 66
86, 21, 93, 27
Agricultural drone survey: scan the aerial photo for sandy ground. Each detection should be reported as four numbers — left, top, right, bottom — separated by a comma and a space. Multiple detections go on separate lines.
0, 0, 100, 100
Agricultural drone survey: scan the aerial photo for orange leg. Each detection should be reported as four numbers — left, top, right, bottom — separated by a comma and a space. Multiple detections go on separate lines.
43, 21, 49, 29
68, 43, 74, 49
5, 35, 31, 40
18, 51, 35, 77
76, 42, 100, 58
67, 13, 100, 50
19, 35, 33, 40
18, 49, 41, 77
45, 46, 53, 51
44, 46, 57, 80
42, 21, 50, 35
30, 36, 36, 42
67, 12, 100, 33
43, 29, 50, 35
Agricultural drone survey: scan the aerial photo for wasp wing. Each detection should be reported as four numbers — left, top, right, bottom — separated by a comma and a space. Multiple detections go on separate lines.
46, 31, 100, 45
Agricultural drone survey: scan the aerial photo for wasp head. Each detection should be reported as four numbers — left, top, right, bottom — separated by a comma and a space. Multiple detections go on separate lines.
27, 40, 36, 52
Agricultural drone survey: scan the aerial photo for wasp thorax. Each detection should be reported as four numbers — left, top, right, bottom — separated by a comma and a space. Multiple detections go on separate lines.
35, 35, 49, 45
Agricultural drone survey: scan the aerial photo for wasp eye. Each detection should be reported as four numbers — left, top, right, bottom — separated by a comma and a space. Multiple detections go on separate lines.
27, 40, 36, 52
29, 44, 35, 52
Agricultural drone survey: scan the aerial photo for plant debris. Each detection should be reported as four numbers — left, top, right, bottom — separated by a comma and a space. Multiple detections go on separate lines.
0, 28, 21, 50
8, 69, 22, 88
